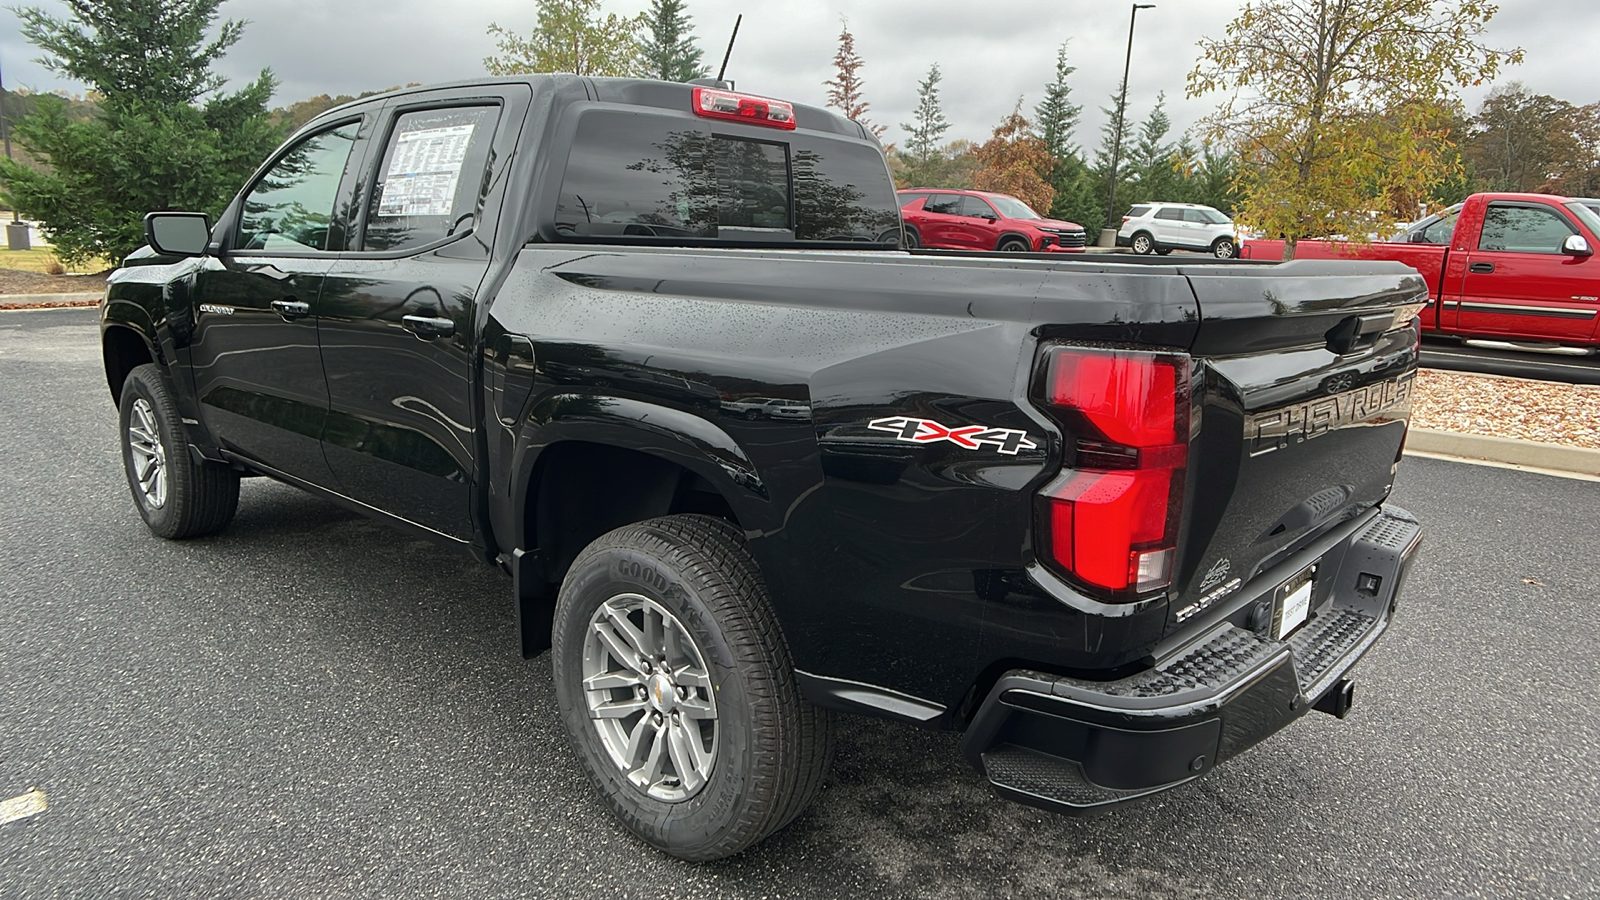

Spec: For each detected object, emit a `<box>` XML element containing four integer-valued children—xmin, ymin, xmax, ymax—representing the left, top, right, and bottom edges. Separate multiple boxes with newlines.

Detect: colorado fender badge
<box><xmin>867</xmin><ymin>416</ymin><xmax>1038</xmax><ymax>455</ymax></box>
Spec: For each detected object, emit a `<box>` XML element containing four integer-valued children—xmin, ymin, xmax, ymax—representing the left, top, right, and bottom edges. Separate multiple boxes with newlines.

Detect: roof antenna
<box><xmin>716</xmin><ymin>15</ymin><xmax>742</xmax><ymax>85</ymax></box>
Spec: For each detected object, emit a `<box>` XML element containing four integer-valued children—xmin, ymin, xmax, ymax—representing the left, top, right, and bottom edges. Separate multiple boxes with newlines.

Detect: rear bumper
<box><xmin>961</xmin><ymin>506</ymin><xmax>1423</xmax><ymax>814</ymax></box>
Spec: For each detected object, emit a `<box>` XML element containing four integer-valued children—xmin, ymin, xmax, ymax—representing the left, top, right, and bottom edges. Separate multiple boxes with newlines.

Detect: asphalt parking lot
<box><xmin>2</xmin><ymin>307</ymin><xmax>1596</xmax><ymax>899</ymax></box>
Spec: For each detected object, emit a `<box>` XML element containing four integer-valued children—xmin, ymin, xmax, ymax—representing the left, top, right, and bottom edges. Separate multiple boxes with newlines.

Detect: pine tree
<box><xmin>823</xmin><ymin>19</ymin><xmax>885</xmax><ymax>138</ymax></box>
<box><xmin>1033</xmin><ymin>42</ymin><xmax>1082</xmax><ymax>161</ymax></box>
<box><xmin>1091</xmin><ymin>85</ymin><xmax>1135</xmax><ymax>222</ymax></box>
<box><xmin>639</xmin><ymin>0</ymin><xmax>707</xmax><ymax>82</ymax></box>
<box><xmin>0</xmin><ymin>0</ymin><xmax>281</xmax><ymax>265</ymax></box>
<box><xmin>1127</xmin><ymin>93</ymin><xmax>1179</xmax><ymax>203</ymax></box>
<box><xmin>898</xmin><ymin>63</ymin><xmax>950</xmax><ymax>185</ymax></box>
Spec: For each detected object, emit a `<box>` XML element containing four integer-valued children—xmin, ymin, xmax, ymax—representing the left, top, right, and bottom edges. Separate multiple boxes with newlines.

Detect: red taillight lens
<box><xmin>1036</xmin><ymin>348</ymin><xmax>1190</xmax><ymax>598</ymax></box>
<box><xmin>692</xmin><ymin>87</ymin><xmax>797</xmax><ymax>130</ymax></box>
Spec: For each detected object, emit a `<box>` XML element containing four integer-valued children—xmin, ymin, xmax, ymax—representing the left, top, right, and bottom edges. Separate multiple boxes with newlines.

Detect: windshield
<box><xmin>1566</xmin><ymin>201</ymin><xmax>1600</xmax><ymax>235</ymax></box>
<box><xmin>988</xmin><ymin>195</ymin><xmax>1041</xmax><ymax>220</ymax></box>
<box><xmin>1197</xmin><ymin>207</ymin><xmax>1231</xmax><ymax>224</ymax></box>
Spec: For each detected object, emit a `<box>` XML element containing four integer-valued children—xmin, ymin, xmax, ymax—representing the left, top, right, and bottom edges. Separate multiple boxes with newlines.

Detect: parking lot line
<box><xmin>0</xmin><ymin>789</ymin><xmax>48</xmax><ymax>825</ymax></box>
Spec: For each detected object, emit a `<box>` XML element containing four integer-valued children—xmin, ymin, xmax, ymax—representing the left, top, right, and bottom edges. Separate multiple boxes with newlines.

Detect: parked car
<box><xmin>105</xmin><ymin>74</ymin><xmax>1424</xmax><ymax>861</ymax></box>
<box><xmin>1575</xmin><ymin>198</ymin><xmax>1600</xmax><ymax>217</ymax></box>
<box><xmin>896</xmin><ymin>189</ymin><xmax>1088</xmax><ymax>252</ymax></box>
<box><xmin>1244</xmin><ymin>192</ymin><xmax>1600</xmax><ymax>351</ymax></box>
<box><xmin>1118</xmin><ymin>202</ymin><xmax>1240</xmax><ymax>258</ymax></box>
<box><xmin>720</xmin><ymin>396</ymin><xmax>811</xmax><ymax>420</ymax></box>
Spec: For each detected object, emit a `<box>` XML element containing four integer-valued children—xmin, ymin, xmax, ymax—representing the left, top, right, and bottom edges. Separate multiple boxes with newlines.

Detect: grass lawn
<box><xmin>0</xmin><ymin>248</ymin><xmax>111</xmax><ymax>274</ymax></box>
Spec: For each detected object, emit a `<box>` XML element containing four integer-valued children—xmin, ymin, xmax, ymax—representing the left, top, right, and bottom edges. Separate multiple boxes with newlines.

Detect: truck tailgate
<box><xmin>1169</xmin><ymin>260</ymin><xmax>1427</xmax><ymax>635</ymax></box>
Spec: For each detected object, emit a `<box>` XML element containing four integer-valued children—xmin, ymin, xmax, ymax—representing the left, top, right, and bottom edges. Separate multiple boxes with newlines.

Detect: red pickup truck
<box><xmin>1241</xmin><ymin>193</ymin><xmax>1600</xmax><ymax>351</ymax></box>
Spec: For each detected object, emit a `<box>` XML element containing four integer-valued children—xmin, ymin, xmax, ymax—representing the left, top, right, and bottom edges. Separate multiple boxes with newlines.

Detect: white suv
<box><xmin>1117</xmin><ymin>203</ymin><xmax>1239</xmax><ymax>258</ymax></box>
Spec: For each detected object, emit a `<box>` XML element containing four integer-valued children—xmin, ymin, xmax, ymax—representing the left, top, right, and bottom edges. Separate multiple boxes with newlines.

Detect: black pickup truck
<box><xmin>102</xmin><ymin>75</ymin><xmax>1425</xmax><ymax>860</ymax></box>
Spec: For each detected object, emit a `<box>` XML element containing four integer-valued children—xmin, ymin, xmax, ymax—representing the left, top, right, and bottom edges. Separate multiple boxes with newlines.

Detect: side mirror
<box><xmin>145</xmin><ymin>212</ymin><xmax>212</xmax><ymax>257</ymax></box>
<box><xmin>1562</xmin><ymin>234</ymin><xmax>1593</xmax><ymax>257</ymax></box>
<box><xmin>1409</xmin><ymin>231</ymin><xmax>1428</xmax><ymax>244</ymax></box>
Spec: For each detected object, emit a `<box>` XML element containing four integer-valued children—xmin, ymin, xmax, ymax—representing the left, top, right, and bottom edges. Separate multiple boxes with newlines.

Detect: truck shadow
<box><xmin>201</xmin><ymin>479</ymin><xmax>1277</xmax><ymax>899</ymax></box>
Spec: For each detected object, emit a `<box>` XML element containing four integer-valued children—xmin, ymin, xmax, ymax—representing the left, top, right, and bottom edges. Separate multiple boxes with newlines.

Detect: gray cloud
<box><xmin>2</xmin><ymin>0</ymin><xmax>1590</xmax><ymax>155</ymax></box>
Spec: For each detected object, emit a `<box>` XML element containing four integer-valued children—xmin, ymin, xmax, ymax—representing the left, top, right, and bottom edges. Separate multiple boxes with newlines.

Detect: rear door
<box><xmin>317</xmin><ymin>86</ymin><xmax>529</xmax><ymax>539</ymax></box>
<box><xmin>919</xmin><ymin>193</ymin><xmax>964</xmax><ymax>247</ymax></box>
<box><xmin>1152</xmin><ymin>207</ymin><xmax>1185</xmax><ymax>246</ymax></box>
<box><xmin>1455</xmin><ymin>200</ymin><xmax>1599</xmax><ymax>343</ymax></box>
<box><xmin>187</xmin><ymin>116</ymin><xmax>369</xmax><ymax>484</ymax></box>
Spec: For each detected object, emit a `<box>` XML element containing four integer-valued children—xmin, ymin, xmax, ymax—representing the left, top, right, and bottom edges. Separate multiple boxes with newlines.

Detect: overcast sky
<box><xmin>3</xmin><ymin>0</ymin><xmax>1595</xmax><ymax>152</ymax></box>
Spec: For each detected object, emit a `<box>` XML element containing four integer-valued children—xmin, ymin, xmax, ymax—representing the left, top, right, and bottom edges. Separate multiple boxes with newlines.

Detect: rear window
<box><xmin>555</xmin><ymin>111</ymin><xmax>899</xmax><ymax>243</ymax></box>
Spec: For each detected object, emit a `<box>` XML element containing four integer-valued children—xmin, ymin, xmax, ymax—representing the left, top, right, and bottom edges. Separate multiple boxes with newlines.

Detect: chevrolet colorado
<box><xmin>101</xmin><ymin>75</ymin><xmax>1424</xmax><ymax>860</ymax></box>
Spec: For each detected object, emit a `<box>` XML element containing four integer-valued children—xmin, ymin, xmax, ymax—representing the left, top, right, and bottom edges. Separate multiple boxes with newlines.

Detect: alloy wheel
<box><xmin>127</xmin><ymin>398</ymin><xmax>167</xmax><ymax>509</ymax></box>
<box><xmin>582</xmin><ymin>592</ymin><xmax>719</xmax><ymax>801</ymax></box>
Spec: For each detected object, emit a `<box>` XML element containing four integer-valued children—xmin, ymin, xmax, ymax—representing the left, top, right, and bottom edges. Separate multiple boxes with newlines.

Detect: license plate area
<box><xmin>1269</xmin><ymin>561</ymin><xmax>1318</xmax><ymax>640</ymax></box>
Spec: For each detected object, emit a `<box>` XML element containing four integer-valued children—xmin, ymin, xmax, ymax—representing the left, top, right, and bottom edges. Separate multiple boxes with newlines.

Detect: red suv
<box><xmin>897</xmin><ymin>189</ymin><xmax>1088</xmax><ymax>252</ymax></box>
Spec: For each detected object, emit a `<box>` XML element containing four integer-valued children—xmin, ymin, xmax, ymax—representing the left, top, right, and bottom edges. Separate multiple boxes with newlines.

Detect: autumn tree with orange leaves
<box><xmin>823</xmin><ymin>19</ymin><xmax>885</xmax><ymax>138</ymax></box>
<box><xmin>970</xmin><ymin>103</ymin><xmax>1056</xmax><ymax>214</ymax></box>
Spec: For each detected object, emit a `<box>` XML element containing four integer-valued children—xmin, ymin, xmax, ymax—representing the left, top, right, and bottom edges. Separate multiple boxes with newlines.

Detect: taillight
<box><xmin>691</xmin><ymin>87</ymin><xmax>797</xmax><ymax>130</ymax></box>
<box><xmin>1034</xmin><ymin>347</ymin><xmax>1191</xmax><ymax>599</ymax></box>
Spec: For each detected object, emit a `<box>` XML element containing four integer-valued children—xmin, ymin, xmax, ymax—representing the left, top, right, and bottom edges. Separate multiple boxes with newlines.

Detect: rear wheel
<box><xmin>903</xmin><ymin>226</ymin><xmax>921</xmax><ymax>249</ymax></box>
<box><xmin>1131</xmin><ymin>232</ymin><xmax>1154</xmax><ymax>255</ymax></box>
<box><xmin>998</xmin><ymin>237</ymin><xmax>1030</xmax><ymax>252</ymax></box>
<box><xmin>118</xmin><ymin>363</ymin><xmax>239</xmax><ymax>539</ymax></box>
<box><xmin>551</xmin><ymin>515</ymin><xmax>834</xmax><ymax>861</ymax></box>
<box><xmin>1212</xmin><ymin>237</ymin><xmax>1238</xmax><ymax>259</ymax></box>
<box><xmin>1155</xmin><ymin>247</ymin><xmax>1173</xmax><ymax>256</ymax></box>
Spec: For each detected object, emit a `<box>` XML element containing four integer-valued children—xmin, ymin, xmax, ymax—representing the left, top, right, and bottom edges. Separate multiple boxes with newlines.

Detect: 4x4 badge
<box><xmin>868</xmin><ymin>416</ymin><xmax>1038</xmax><ymax>455</ymax></box>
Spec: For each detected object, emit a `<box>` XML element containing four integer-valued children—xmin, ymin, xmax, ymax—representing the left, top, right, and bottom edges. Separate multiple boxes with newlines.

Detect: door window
<box><xmin>959</xmin><ymin>196</ymin><xmax>997</xmax><ymax>219</ymax></box>
<box><xmin>1478</xmin><ymin>204</ymin><xmax>1577</xmax><ymax>253</ymax></box>
<box><xmin>233</xmin><ymin>121</ymin><xmax>360</xmax><ymax>253</ymax></box>
<box><xmin>1420</xmin><ymin>209</ymin><xmax>1458</xmax><ymax>244</ymax></box>
<box><xmin>364</xmin><ymin>106</ymin><xmax>503</xmax><ymax>252</ymax></box>
<box><xmin>1154</xmin><ymin>208</ymin><xmax>1185</xmax><ymax>221</ymax></box>
<box><xmin>1182</xmin><ymin>208</ymin><xmax>1212</xmax><ymax>224</ymax></box>
<box><xmin>923</xmin><ymin>194</ymin><xmax>963</xmax><ymax>215</ymax></box>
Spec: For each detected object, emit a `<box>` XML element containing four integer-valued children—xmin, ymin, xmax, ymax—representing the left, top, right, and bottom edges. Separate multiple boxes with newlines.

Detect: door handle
<box><xmin>402</xmin><ymin>314</ymin><xmax>455</xmax><ymax>340</ymax></box>
<box><xmin>1469</xmin><ymin>262</ymin><xmax>1495</xmax><ymax>274</ymax></box>
<box><xmin>270</xmin><ymin>299</ymin><xmax>311</xmax><ymax>320</ymax></box>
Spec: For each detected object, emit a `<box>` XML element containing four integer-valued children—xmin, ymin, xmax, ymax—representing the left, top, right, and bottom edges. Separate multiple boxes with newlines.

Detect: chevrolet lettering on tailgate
<box><xmin>1246</xmin><ymin>373</ymin><xmax>1414</xmax><ymax>457</ymax></box>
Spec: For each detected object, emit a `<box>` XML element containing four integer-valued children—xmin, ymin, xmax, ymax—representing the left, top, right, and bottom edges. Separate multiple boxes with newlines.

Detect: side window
<box><xmin>1154</xmin><ymin>208</ymin><xmax>1185</xmax><ymax>221</ymax></box>
<box><xmin>1421</xmin><ymin>210</ymin><xmax>1458</xmax><ymax>244</ymax></box>
<box><xmin>1478</xmin><ymin>204</ymin><xmax>1577</xmax><ymax>253</ymax></box>
<box><xmin>1183</xmin><ymin>208</ymin><xmax>1210</xmax><ymax>224</ymax></box>
<box><xmin>364</xmin><ymin>105</ymin><xmax>502</xmax><ymax>252</ymax></box>
<box><xmin>959</xmin><ymin>196</ymin><xmax>997</xmax><ymax>218</ymax></box>
<box><xmin>897</xmin><ymin>192</ymin><xmax>930</xmax><ymax>209</ymax></box>
<box><xmin>1127</xmin><ymin>205</ymin><xmax>1152</xmax><ymax>219</ymax></box>
<box><xmin>923</xmin><ymin>193</ymin><xmax>962</xmax><ymax>215</ymax></box>
<box><xmin>234</xmin><ymin>121</ymin><xmax>360</xmax><ymax>252</ymax></box>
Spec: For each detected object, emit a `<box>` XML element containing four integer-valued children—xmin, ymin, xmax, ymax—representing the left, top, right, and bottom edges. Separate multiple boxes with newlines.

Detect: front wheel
<box><xmin>1130</xmin><ymin>232</ymin><xmax>1154</xmax><ymax>255</ymax></box>
<box><xmin>551</xmin><ymin>515</ymin><xmax>834</xmax><ymax>861</ymax></box>
<box><xmin>998</xmin><ymin>238</ymin><xmax>1030</xmax><ymax>252</ymax></box>
<box><xmin>118</xmin><ymin>364</ymin><xmax>239</xmax><ymax>539</ymax></box>
<box><xmin>1212</xmin><ymin>237</ymin><xmax>1238</xmax><ymax>259</ymax></box>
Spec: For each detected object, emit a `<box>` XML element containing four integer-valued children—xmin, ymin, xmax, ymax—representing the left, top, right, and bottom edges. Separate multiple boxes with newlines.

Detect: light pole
<box><xmin>0</xmin><ymin>52</ymin><xmax>28</xmax><ymax>251</ymax></box>
<box><xmin>1099</xmin><ymin>2</ymin><xmax>1154</xmax><ymax>248</ymax></box>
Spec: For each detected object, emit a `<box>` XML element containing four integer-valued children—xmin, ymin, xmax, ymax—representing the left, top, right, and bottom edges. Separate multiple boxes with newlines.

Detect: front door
<box><xmin>187</xmin><ymin>119</ymin><xmax>366</xmax><ymax>484</ymax></box>
<box><xmin>318</xmin><ymin>92</ymin><xmax>524</xmax><ymax>539</ymax></box>
<box><xmin>1455</xmin><ymin>200</ymin><xmax>1599</xmax><ymax>343</ymax></box>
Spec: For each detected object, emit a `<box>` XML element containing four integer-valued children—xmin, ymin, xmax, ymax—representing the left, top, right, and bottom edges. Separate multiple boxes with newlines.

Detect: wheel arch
<box><xmin>102</xmin><ymin>322</ymin><xmax>157</xmax><ymax>406</ymax></box>
<box><xmin>506</xmin><ymin>396</ymin><xmax>773</xmax><ymax>657</ymax></box>
<box><xmin>995</xmin><ymin>232</ymin><xmax>1034</xmax><ymax>251</ymax></box>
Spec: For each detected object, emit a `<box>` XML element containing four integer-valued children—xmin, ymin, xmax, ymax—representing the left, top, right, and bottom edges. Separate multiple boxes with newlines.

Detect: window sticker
<box><xmin>377</xmin><ymin>124</ymin><xmax>476</xmax><ymax>217</ymax></box>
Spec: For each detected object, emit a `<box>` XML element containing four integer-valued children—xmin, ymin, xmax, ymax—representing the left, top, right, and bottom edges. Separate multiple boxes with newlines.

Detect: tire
<box><xmin>997</xmin><ymin>238</ymin><xmax>1030</xmax><ymax>252</ymax></box>
<box><xmin>118</xmin><ymin>363</ymin><xmax>239</xmax><ymax>539</ymax></box>
<box><xmin>1212</xmin><ymin>237</ymin><xmax>1238</xmax><ymax>259</ymax></box>
<box><xmin>551</xmin><ymin>515</ymin><xmax>834</xmax><ymax>861</ymax></box>
<box><xmin>1155</xmin><ymin>247</ymin><xmax>1173</xmax><ymax>256</ymax></box>
<box><xmin>1131</xmin><ymin>232</ymin><xmax>1154</xmax><ymax>255</ymax></box>
<box><xmin>903</xmin><ymin>226</ymin><xmax>921</xmax><ymax>250</ymax></box>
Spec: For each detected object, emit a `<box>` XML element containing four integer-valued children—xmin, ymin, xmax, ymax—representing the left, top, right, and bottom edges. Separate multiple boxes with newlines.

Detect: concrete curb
<box><xmin>1407</xmin><ymin>428</ymin><xmax>1600</xmax><ymax>476</ymax></box>
<box><xmin>0</xmin><ymin>292</ymin><xmax>103</xmax><ymax>309</ymax></box>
